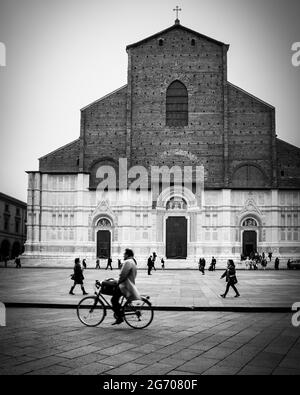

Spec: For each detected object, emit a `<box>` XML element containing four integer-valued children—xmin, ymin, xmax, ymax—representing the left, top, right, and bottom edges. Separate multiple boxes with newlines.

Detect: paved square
<box><xmin>0</xmin><ymin>268</ymin><xmax>300</xmax><ymax>309</ymax></box>
<box><xmin>0</xmin><ymin>308</ymin><xmax>299</xmax><ymax>375</ymax></box>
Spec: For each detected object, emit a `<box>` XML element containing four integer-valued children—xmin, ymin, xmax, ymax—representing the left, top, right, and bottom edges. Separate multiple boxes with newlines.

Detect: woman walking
<box><xmin>220</xmin><ymin>260</ymin><xmax>240</xmax><ymax>298</ymax></box>
<box><xmin>69</xmin><ymin>258</ymin><xmax>88</xmax><ymax>295</ymax></box>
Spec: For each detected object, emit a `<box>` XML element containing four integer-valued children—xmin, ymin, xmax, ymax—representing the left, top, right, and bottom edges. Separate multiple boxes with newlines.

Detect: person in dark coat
<box><xmin>95</xmin><ymin>258</ymin><xmax>100</xmax><ymax>269</ymax></box>
<box><xmin>268</xmin><ymin>252</ymin><xmax>273</xmax><ymax>262</ymax></box>
<box><xmin>15</xmin><ymin>256</ymin><xmax>22</xmax><ymax>268</ymax></box>
<box><xmin>161</xmin><ymin>257</ymin><xmax>165</xmax><ymax>270</ymax></box>
<box><xmin>210</xmin><ymin>257</ymin><xmax>216</xmax><ymax>271</ymax></box>
<box><xmin>274</xmin><ymin>257</ymin><xmax>280</xmax><ymax>270</ymax></box>
<box><xmin>220</xmin><ymin>260</ymin><xmax>240</xmax><ymax>298</ymax></box>
<box><xmin>105</xmin><ymin>257</ymin><xmax>113</xmax><ymax>270</ymax></box>
<box><xmin>199</xmin><ymin>258</ymin><xmax>206</xmax><ymax>275</ymax></box>
<box><xmin>69</xmin><ymin>258</ymin><xmax>88</xmax><ymax>295</ymax></box>
<box><xmin>147</xmin><ymin>255</ymin><xmax>153</xmax><ymax>275</ymax></box>
<box><xmin>82</xmin><ymin>259</ymin><xmax>87</xmax><ymax>269</ymax></box>
<box><xmin>152</xmin><ymin>252</ymin><xmax>157</xmax><ymax>271</ymax></box>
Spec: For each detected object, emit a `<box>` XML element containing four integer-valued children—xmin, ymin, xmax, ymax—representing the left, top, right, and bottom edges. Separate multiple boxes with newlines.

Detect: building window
<box><xmin>4</xmin><ymin>220</ymin><xmax>9</xmax><ymax>231</ymax></box>
<box><xmin>166</xmin><ymin>80</ymin><xmax>188</xmax><ymax>127</ymax></box>
<box><xmin>5</xmin><ymin>204</ymin><xmax>9</xmax><ymax>212</ymax></box>
<box><xmin>158</xmin><ymin>38</ymin><xmax>164</xmax><ymax>46</ymax></box>
<box><xmin>15</xmin><ymin>221</ymin><xmax>19</xmax><ymax>233</ymax></box>
<box><xmin>191</xmin><ymin>39</ymin><xmax>196</xmax><ymax>46</ymax></box>
<box><xmin>16</xmin><ymin>208</ymin><xmax>20</xmax><ymax>216</ymax></box>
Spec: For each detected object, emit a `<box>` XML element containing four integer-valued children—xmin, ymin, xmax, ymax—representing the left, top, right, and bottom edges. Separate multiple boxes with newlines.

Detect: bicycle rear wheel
<box><xmin>123</xmin><ymin>297</ymin><xmax>154</xmax><ymax>329</ymax></box>
<box><xmin>77</xmin><ymin>296</ymin><xmax>106</xmax><ymax>327</ymax></box>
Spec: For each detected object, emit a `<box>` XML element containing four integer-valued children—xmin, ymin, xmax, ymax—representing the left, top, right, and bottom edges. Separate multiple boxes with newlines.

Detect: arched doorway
<box><xmin>242</xmin><ymin>218</ymin><xmax>258</xmax><ymax>258</ymax></box>
<box><xmin>0</xmin><ymin>240</ymin><xmax>10</xmax><ymax>260</ymax></box>
<box><xmin>97</xmin><ymin>230</ymin><xmax>111</xmax><ymax>259</ymax></box>
<box><xmin>166</xmin><ymin>217</ymin><xmax>187</xmax><ymax>259</ymax></box>
<box><xmin>242</xmin><ymin>231</ymin><xmax>257</xmax><ymax>258</ymax></box>
<box><xmin>95</xmin><ymin>218</ymin><xmax>112</xmax><ymax>259</ymax></box>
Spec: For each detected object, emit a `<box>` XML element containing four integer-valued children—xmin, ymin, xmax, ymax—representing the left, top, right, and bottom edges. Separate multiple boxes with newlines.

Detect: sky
<box><xmin>0</xmin><ymin>0</ymin><xmax>299</xmax><ymax>202</ymax></box>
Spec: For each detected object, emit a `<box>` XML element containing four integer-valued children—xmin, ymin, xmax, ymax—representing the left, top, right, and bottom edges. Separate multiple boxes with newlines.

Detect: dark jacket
<box><xmin>221</xmin><ymin>266</ymin><xmax>237</xmax><ymax>284</ymax></box>
<box><xmin>73</xmin><ymin>263</ymin><xmax>84</xmax><ymax>284</ymax></box>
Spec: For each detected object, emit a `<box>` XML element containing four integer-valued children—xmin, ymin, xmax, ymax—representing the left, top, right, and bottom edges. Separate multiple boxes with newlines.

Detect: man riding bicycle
<box><xmin>111</xmin><ymin>248</ymin><xmax>141</xmax><ymax>325</ymax></box>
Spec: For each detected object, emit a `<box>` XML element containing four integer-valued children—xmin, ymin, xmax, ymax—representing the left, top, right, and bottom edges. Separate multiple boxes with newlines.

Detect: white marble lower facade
<box><xmin>23</xmin><ymin>172</ymin><xmax>300</xmax><ymax>266</ymax></box>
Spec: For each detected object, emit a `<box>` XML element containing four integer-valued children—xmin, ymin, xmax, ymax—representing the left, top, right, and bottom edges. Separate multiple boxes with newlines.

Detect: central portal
<box><xmin>166</xmin><ymin>217</ymin><xmax>187</xmax><ymax>259</ymax></box>
<box><xmin>242</xmin><ymin>230</ymin><xmax>257</xmax><ymax>257</ymax></box>
<box><xmin>97</xmin><ymin>230</ymin><xmax>111</xmax><ymax>259</ymax></box>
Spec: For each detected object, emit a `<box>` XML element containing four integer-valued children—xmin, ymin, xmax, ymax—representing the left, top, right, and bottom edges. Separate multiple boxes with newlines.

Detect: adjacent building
<box><xmin>0</xmin><ymin>192</ymin><xmax>27</xmax><ymax>260</ymax></box>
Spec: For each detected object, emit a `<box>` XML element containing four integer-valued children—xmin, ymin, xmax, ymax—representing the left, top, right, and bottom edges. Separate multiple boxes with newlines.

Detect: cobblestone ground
<box><xmin>0</xmin><ymin>308</ymin><xmax>299</xmax><ymax>375</ymax></box>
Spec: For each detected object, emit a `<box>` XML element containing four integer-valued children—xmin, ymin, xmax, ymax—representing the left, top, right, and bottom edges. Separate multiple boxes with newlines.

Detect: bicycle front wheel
<box><xmin>77</xmin><ymin>296</ymin><xmax>106</xmax><ymax>327</ymax></box>
<box><xmin>123</xmin><ymin>297</ymin><xmax>154</xmax><ymax>329</ymax></box>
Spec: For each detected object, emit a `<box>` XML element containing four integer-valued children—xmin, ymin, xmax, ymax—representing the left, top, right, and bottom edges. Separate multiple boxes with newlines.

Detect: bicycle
<box><xmin>77</xmin><ymin>280</ymin><xmax>154</xmax><ymax>329</ymax></box>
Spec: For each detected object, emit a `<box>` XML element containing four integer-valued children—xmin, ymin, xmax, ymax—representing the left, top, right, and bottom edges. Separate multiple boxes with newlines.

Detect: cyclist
<box><xmin>111</xmin><ymin>248</ymin><xmax>141</xmax><ymax>325</ymax></box>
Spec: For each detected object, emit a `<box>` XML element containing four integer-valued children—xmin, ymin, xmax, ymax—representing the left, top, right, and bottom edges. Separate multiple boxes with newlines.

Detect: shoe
<box><xmin>83</xmin><ymin>292</ymin><xmax>88</xmax><ymax>295</ymax></box>
<box><xmin>220</xmin><ymin>294</ymin><xmax>225</xmax><ymax>298</ymax></box>
<box><xmin>235</xmin><ymin>294</ymin><xmax>240</xmax><ymax>298</ymax></box>
<box><xmin>111</xmin><ymin>318</ymin><xmax>124</xmax><ymax>325</ymax></box>
<box><xmin>69</xmin><ymin>291</ymin><xmax>75</xmax><ymax>295</ymax></box>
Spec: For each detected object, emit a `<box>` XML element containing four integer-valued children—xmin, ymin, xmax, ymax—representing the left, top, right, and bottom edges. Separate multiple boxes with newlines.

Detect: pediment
<box><xmin>90</xmin><ymin>199</ymin><xmax>117</xmax><ymax>225</ymax></box>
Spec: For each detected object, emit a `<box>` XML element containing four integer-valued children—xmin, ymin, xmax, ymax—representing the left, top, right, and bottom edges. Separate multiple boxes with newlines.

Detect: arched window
<box><xmin>96</xmin><ymin>218</ymin><xmax>112</xmax><ymax>227</ymax></box>
<box><xmin>231</xmin><ymin>165</ymin><xmax>267</xmax><ymax>188</ymax></box>
<box><xmin>242</xmin><ymin>218</ymin><xmax>258</xmax><ymax>227</ymax></box>
<box><xmin>166</xmin><ymin>197</ymin><xmax>187</xmax><ymax>210</ymax></box>
<box><xmin>166</xmin><ymin>81</ymin><xmax>188</xmax><ymax>127</ymax></box>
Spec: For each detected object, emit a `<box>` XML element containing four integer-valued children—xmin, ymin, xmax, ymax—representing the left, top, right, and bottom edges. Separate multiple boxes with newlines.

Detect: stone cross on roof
<box><xmin>173</xmin><ymin>6</ymin><xmax>182</xmax><ymax>24</ymax></box>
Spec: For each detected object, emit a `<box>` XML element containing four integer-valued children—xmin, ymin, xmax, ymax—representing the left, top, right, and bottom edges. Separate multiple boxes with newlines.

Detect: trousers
<box><xmin>224</xmin><ymin>282</ymin><xmax>239</xmax><ymax>296</ymax></box>
<box><xmin>111</xmin><ymin>286</ymin><xmax>123</xmax><ymax>318</ymax></box>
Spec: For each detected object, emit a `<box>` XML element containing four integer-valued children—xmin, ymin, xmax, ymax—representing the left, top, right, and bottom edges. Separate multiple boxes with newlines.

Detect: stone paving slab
<box><xmin>0</xmin><ymin>268</ymin><xmax>300</xmax><ymax>309</ymax></box>
<box><xmin>0</xmin><ymin>308</ymin><xmax>299</xmax><ymax>375</ymax></box>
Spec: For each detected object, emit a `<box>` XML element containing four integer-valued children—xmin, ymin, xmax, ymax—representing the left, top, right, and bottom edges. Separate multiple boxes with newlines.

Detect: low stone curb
<box><xmin>3</xmin><ymin>301</ymin><xmax>292</xmax><ymax>313</ymax></box>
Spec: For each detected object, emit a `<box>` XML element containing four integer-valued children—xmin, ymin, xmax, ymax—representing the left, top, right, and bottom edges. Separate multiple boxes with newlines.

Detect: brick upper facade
<box><xmin>39</xmin><ymin>22</ymin><xmax>300</xmax><ymax>190</ymax></box>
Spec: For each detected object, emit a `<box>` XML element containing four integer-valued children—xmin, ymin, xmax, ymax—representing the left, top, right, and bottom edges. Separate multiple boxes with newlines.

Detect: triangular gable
<box><xmin>126</xmin><ymin>22</ymin><xmax>229</xmax><ymax>51</ymax></box>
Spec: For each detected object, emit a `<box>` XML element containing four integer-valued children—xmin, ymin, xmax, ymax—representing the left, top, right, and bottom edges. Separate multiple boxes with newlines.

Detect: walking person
<box><xmin>220</xmin><ymin>260</ymin><xmax>240</xmax><ymax>298</ymax></box>
<box><xmin>118</xmin><ymin>259</ymin><xmax>122</xmax><ymax>269</ymax></box>
<box><xmin>111</xmin><ymin>249</ymin><xmax>141</xmax><ymax>325</ymax></box>
<box><xmin>161</xmin><ymin>257</ymin><xmax>165</xmax><ymax>270</ymax></box>
<box><xmin>211</xmin><ymin>256</ymin><xmax>216</xmax><ymax>271</ymax></box>
<box><xmin>268</xmin><ymin>251</ymin><xmax>273</xmax><ymax>262</ymax></box>
<box><xmin>152</xmin><ymin>252</ymin><xmax>157</xmax><ymax>271</ymax></box>
<box><xmin>15</xmin><ymin>256</ymin><xmax>22</xmax><ymax>268</ymax></box>
<box><xmin>199</xmin><ymin>258</ymin><xmax>206</xmax><ymax>275</ymax></box>
<box><xmin>274</xmin><ymin>257</ymin><xmax>280</xmax><ymax>270</ymax></box>
<box><xmin>147</xmin><ymin>255</ymin><xmax>153</xmax><ymax>275</ymax></box>
<box><xmin>4</xmin><ymin>256</ymin><xmax>8</xmax><ymax>268</ymax></box>
<box><xmin>95</xmin><ymin>258</ymin><xmax>100</xmax><ymax>269</ymax></box>
<box><xmin>82</xmin><ymin>258</ymin><xmax>87</xmax><ymax>269</ymax></box>
<box><xmin>105</xmin><ymin>257</ymin><xmax>113</xmax><ymax>270</ymax></box>
<box><xmin>69</xmin><ymin>258</ymin><xmax>88</xmax><ymax>295</ymax></box>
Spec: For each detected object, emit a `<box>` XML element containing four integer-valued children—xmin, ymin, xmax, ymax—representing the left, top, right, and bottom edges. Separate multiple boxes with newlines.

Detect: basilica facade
<box><xmin>24</xmin><ymin>20</ymin><xmax>300</xmax><ymax>266</ymax></box>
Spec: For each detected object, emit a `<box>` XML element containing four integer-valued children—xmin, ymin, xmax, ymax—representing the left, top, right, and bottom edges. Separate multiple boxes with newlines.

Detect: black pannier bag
<box><xmin>100</xmin><ymin>278</ymin><xmax>118</xmax><ymax>295</ymax></box>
